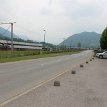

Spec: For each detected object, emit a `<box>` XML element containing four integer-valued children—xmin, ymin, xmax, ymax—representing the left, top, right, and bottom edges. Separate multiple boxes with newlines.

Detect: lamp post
<box><xmin>62</xmin><ymin>38</ymin><xmax>66</xmax><ymax>50</ymax></box>
<box><xmin>1</xmin><ymin>22</ymin><xmax>16</xmax><ymax>52</ymax></box>
<box><xmin>43</xmin><ymin>30</ymin><xmax>46</xmax><ymax>49</ymax></box>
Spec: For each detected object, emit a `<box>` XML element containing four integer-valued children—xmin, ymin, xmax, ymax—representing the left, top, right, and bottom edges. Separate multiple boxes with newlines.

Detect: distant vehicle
<box><xmin>96</xmin><ymin>51</ymin><xmax>107</xmax><ymax>59</ymax></box>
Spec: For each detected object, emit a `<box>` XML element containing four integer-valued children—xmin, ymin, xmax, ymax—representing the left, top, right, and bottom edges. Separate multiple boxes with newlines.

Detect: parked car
<box><xmin>96</xmin><ymin>51</ymin><xmax>107</xmax><ymax>59</ymax></box>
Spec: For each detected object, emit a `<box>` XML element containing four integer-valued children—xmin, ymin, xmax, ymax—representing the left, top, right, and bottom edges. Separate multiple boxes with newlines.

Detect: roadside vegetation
<box><xmin>94</xmin><ymin>27</ymin><xmax>107</xmax><ymax>56</ymax></box>
<box><xmin>100</xmin><ymin>27</ymin><xmax>107</xmax><ymax>49</ymax></box>
<box><xmin>0</xmin><ymin>50</ymin><xmax>82</xmax><ymax>63</ymax></box>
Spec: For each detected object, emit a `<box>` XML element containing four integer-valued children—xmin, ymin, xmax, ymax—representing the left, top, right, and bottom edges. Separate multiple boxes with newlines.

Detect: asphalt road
<box><xmin>0</xmin><ymin>50</ymin><xmax>92</xmax><ymax>104</ymax></box>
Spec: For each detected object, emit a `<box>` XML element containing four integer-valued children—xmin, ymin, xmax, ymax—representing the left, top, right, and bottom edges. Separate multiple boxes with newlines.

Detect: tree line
<box><xmin>100</xmin><ymin>27</ymin><xmax>107</xmax><ymax>49</ymax></box>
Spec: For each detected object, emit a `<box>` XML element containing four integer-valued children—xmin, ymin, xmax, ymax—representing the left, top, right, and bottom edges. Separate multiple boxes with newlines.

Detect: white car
<box><xmin>96</xmin><ymin>51</ymin><xmax>107</xmax><ymax>59</ymax></box>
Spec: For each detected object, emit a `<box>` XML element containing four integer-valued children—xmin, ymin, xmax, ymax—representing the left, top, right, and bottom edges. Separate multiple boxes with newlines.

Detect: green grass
<box><xmin>0</xmin><ymin>50</ymin><xmax>82</xmax><ymax>63</ymax></box>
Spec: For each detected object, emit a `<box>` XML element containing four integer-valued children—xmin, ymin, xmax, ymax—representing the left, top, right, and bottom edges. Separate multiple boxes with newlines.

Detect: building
<box><xmin>0</xmin><ymin>40</ymin><xmax>43</xmax><ymax>50</ymax></box>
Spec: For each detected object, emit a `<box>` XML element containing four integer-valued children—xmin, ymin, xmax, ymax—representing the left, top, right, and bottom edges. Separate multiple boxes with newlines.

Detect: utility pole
<box><xmin>1</xmin><ymin>22</ymin><xmax>16</xmax><ymax>52</ymax></box>
<box><xmin>62</xmin><ymin>38</ymin><xmax>66</xmax><ymax>50</ymax></box>
<box><xmin>43</xmin><ymin>30</ymin><xmax>46</xmax><ymax>49</ymax></box>
<box><xmin>11</xmin><ymin>23</ymin><xmax>14</xmax><ymax>52</ymax></box>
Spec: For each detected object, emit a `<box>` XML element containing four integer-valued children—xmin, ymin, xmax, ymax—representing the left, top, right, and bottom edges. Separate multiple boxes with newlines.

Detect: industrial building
<box><xmin>0</xmin><ymin>40</ymin><xmax>43</xmax><ymax>50</ymax></box>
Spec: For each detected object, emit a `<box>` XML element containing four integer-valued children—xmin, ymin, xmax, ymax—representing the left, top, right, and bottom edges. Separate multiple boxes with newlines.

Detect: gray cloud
<box><xmin>0</xmin><ymin>0</ymin><xmax>107</xmax><ymax>44</ymax></box>
<box><xmin>71</xmin><ymin>5</ymin><xmax>102</xmax><ymax>19</ymax></box>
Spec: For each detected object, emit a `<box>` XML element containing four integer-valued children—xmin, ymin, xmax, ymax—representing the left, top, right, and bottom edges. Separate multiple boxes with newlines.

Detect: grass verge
<box><xmin>0</xmin><ymin>51</ymin><xmax>82</xmax><ymax>63</ymax></box>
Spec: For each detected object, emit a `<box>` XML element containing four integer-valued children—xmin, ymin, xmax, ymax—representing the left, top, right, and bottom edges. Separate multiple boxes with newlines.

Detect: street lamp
<box><xmin>62</xmin><ymin>38</ymin><xmax>66</xmax><ymax>50</ymax></box>
<box><xmin>43</xmin><ymin>30</ymin><xmax>46</xmax><ymax>49</ymax></box>
<box><xmin>1</xmin><ymin>22</ymin><xmax>16</xmax><ymax>52</ymax></box>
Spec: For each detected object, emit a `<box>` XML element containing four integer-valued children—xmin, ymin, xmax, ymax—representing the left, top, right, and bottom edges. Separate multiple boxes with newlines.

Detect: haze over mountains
<box><xmin>0</xmin><ymin>27</ymin><xmax>101</xmax><ymax>48</ymax></box>
<box><xmin>60</xmin><ymin>32</ymin><xmax>101</xmax><ymax>48</ymax></box>
<box><xmin>0</xmin><ymin>27</ymin><xmax>29</xmax><ymax>40</ymax></box>
<box><xmin>0</xmin><ymin>27</ymin><xmax>55</xmax><ymax>48</ymax></box>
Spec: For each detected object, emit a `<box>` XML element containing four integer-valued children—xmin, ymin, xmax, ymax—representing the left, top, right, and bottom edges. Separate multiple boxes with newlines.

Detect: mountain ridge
<box><xmin>0</xmin><ymin>27</ymin><xmax>29</xmax><ymax>40</ymax></box>
<box><xmin>60</xmin><ymin>32</ymin><xmax>101</xmax><ymax>48</ymax></box>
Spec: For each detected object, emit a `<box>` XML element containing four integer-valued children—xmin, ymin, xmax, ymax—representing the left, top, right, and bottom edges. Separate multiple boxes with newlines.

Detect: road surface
<box><xmin>0</xmin><ymin>50</ymin><xmax>92</xmax><ymax>104</ymax></box>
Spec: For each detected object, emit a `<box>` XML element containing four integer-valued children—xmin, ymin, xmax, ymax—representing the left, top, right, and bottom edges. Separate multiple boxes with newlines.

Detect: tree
<box><xmin>100</xmin><ymin>27</ymin><xmax>107</xmax><ymax>49</ymax></box>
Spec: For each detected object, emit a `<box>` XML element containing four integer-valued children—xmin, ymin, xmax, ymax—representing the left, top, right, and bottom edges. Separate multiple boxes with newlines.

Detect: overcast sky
<box><xmin>0</xmin><ymin>0</ymin><xmax>107</xmax><ymax>44</ymax></box>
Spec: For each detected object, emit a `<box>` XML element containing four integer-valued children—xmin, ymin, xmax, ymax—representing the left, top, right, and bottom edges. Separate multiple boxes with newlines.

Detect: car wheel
<box><xmin>99</xmin><ymin>55</ymin><xmax>103</xmax><ymax>59</ymax></box>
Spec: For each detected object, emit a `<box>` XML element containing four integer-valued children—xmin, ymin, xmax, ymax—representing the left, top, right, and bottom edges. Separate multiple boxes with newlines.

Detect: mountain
<box><xmin>0</xmin><ymin>27</ymin><xmax>55</xmax><ymax>48</ymax></box>
<box><xmin>0</xmin><ymin>27</ymin><xmax>29</xmax><ymax>41</ymax></box>
<box><xmin>0</xmin><ymin>27</ymin><xmax>18</xmax><ymax>38</ymax></box>
<box><xmin>60</xmin><ymin>32</ymin><xmax>101</xmax><ymax>48</ymax></box>
<box><xmin>18</xmin><ymin>35</ymin><xmax>29</xmax><ymax>40</ymax></box>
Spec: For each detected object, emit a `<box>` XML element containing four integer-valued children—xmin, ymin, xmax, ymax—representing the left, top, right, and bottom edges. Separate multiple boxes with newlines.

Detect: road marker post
<box><xmin>71</xmin><ymin>70</ymin><xmax>76</xmax><ymax>74</ymax></box>
<box><xmin>54</xmin><ymin>81</ymin><xmax>60</xmax><ymax>86</ymax></box>
<box><xmin>80</xmin><ymin>64</ymin><xmax>84</xmax><ymax>67</ymax></box>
